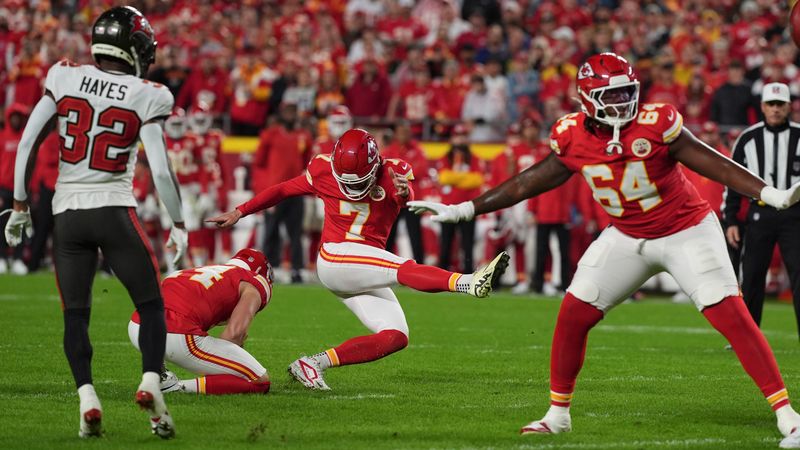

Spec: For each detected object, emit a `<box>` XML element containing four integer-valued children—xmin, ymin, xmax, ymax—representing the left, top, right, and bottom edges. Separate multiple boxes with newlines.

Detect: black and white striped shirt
<box><xmin>723</xmin><ymin>120</ymin><xmax>800</xmax><ymax>225</ymax></box>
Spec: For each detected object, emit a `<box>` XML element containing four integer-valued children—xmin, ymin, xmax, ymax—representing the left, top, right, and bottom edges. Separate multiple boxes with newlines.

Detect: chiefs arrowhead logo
<box><xmin>578</xmin><ymin>63</ymin><xmax>594</xmax><ymax>80</ymax></box>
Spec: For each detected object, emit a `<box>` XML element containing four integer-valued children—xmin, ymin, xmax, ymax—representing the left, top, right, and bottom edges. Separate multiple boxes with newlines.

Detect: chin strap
<box><xmin>605</xmin><ymin>123</ymin><xmax>623</xmax><ymax>155</ymax></box>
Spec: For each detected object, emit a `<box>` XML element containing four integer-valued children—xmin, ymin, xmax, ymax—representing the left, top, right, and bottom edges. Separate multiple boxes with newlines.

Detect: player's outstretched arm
<box><xmin>409</xmin><ymin>153</ymin><xmax>572</xmax><ymax>222</ymax></box>
<box><xmin>140</xmin><ymin>120</ymin><xmax>188</xmax><ymax>265</ymax></box>
<box><xmin>4</xmin><ymin>93</ymin><xmax>57</xmax><ymax>246</ymax></box>
<box><xmin>670</xmin><ymin>127</ymin><xmax>800</xmax><ymax>210</ymax></box>
<box><xmin>207</xmin><ymin>174</ymin><xmax>315</xmax><ymax>228</ymax></box>
<box><xmin>220</xmin><ymin>283</ymin><xmax>264</xmax><ymax>347</ymax></box>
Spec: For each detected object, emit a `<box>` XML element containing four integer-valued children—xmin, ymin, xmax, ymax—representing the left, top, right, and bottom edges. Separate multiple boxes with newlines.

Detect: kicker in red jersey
<box><xmin>549</xmin><ymin>103</ymin><xmax>710</xmax><ymax>239</ymax></box>
<box><xmin>238</xmin><ymin>155</ymin><xmax>414</xmax><ymax>249</ymax></box>
<box><xmin>131</xmin><ymin>264</ymin><xmax>271</xmax><ymax>336</ymax></box>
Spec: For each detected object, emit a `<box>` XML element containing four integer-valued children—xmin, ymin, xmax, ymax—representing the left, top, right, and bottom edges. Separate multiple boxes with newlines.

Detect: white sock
<box><xmin>179</xmin><ymin>380</ymin><xmax>198</xmax><ymax>393</ymax></box>
<box><xmin>141</xmin><ymin>371</ymin><xmax>161</xmax><ymax>390</ymax></box>
<box><xmin>454</xmin><ymin>274</ymin><xmax>473</xmax><ymax>293</ymax></box>
<box><xmin>311</xmin><ymin>351</ymin><xmax>334</xmax><ymax>370</ymax></box>
<box><xmin>545</xmin><ymin>405</ymin><xmax>570</xmax><ymax>419</ymax></box>
<box><xmin>78</xmin><ymin>384</ymin><xmax>101</xmax><ymax>411</ymax></box>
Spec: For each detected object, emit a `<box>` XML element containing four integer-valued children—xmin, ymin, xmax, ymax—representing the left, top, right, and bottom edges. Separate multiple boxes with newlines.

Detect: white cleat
<box><xmin>10</xmin><ymin>259</ymin><xmax>27</xmax><ymax>275</ymax></box>
<box><xmin>136</xmin><ymin>374</ymin><xmax>175</xmax><ymax>439</ymax></box>
<box><xmin>470</xmin><ymin>251</ymin><xmax>510</xmax><ymax>298</ymax></box>
<box><xmin>781</xmin><ymin>428</ymin><xmax>800</xmax><ymax>449</ymax></box>
<box><xmin>288</xmin><ymin>356</ymin><xmax>330</xmax><ymax>390</ymax></box>
<box><xmin>520</xmin><ymin>412</ymin><xmax>572</xmax><ymax>435</ymax></box>
<box><xmin>78</xmin><ymin>408</ymin><xmax>103</xmax><ymax>438</ymax></box>
<box><xmin>160</xmin><ymin>370</ymin><xmax>183</xmax><ymax>393</ymax></box>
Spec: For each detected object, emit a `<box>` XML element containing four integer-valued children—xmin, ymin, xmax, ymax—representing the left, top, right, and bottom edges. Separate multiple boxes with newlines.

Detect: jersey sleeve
<box><xmin>242</xmin><ymin>272</ymin><xmax>272</xmax><ymax>311</ymax></box>
<box><xmin>549</xmin><ymin>113</ymin><xmax>579</xmax><ymax>164</ymax></box>
<box><xmin>384</xmin><ymin>158</ymin><xmax>414</xmax><ymax>181</ymax></box>
<box><xmin>143</xmin><ymin>83</ymin><xmax>175</xmax><ymax>123</ymax></box>
<box><xmin>44</xmin><ymin>61</ymin><xmax>70</xmax><ymax>99</ymax></box>
<box><xmin>646</xmin><ymin>103</ymin><xmax>683</xmax><ymax>144</ymax></box>
<box><xmin>305</xmin><ymin>153</ymin><xmax>331</xmax><ymax>189</ymax></box>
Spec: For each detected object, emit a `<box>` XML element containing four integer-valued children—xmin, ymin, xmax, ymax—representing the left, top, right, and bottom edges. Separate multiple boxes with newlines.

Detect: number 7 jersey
<box><xmin>45</xmin><ymin>60</ymin><xmax>174</xmax><ymax>214</ymax></box>
<box><xmin>549</xmin><ymin>103</ymin><xmax>710</xmax><ymax>239</ymax></box>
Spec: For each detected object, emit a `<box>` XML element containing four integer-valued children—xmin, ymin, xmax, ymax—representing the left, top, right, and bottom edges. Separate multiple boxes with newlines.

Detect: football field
<box><xmin>1</xmin><ymin>273</ymin><xmax>799</xmax><ymax>449</ymax></box>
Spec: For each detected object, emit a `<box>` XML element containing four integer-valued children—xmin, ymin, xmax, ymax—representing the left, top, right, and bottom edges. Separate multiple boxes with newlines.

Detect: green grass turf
<box><xmin>1</xmin><ymin>273</ymin><xmax>799</xmax><ymax>449</ymax></box>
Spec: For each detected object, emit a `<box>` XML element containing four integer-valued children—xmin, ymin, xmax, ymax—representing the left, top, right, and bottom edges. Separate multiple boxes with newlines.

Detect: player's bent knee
<box><xmin>381</xmin><ymin>329</ymin><xmax>409</xmax><ymax>352</ymax></box>
<box><xmin>566</xmin><ymin>279</ymin><xmax>600</xmax><ymax>305</ymax></box>
<box><xmin>693</xmin><ymin>282</ymin><xmax>740</xmax><ymax>309</ymax></box>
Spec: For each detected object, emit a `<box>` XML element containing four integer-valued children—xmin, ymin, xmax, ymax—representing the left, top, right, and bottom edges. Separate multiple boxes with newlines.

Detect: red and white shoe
<box><xmin>288</xmin><ymin>356</ymin><xmax>330</xmax><ymax>390</ymax></box>
<box><xmin>136</xmin><ymin>373</ymin><xmax>176</xmax><ymax>439</ymax></box>
<box><xmin>520</xmin><ymin>411</ymin><xmax>571</xmax><ymax>435</ymax></box>
<box><xmin>79</xmin><ymin>408</ymin><xmax>103</xmax><ymax>438</ymax></box>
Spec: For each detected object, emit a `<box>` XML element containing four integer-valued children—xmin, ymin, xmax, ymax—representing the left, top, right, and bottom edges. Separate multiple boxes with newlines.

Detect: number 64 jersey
<box><xmin>45</xmin><ymin>60</ymin><xmax>173</xmax><ymax>214</ymax></box>
<box><xmin>549</xmin><ymin>103</ymin><xmax>711</xmax><ymax>239</ymax></box>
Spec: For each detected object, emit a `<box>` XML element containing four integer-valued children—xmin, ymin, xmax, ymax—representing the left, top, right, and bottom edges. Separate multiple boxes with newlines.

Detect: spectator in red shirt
<box><xmin>435</xmin><ymin>127</ymin><xmax>483</xmax><ymax>272</ymax></box>
<box><xmin>529</xmin><ymin>147</ymin><xmax>577</xmax><ymax>294</ymax></box>
<box><xmin>384</xmin><ymin>121</ymin><xmax>428</xmax><ymax>263</ymax></box>
<box><xmin>176</xmin><ymin>48</ymin><xmax>230</xmax><ymax>116</ymax></box>
<box><xmin>230</xmin><ymin>48</ymin><xmax>279</xmax><ymax>136</ymax></box>
<box><xmin>682</xmin><ymin>121</ymin><xmax>729</xmax><ymax>217</ymax></box>
<box><xmin>345</xmin><ymin>58</ymin><xmax>391</xmax><ymax>119</ymax></box>
<box><xmin>0</xmin><ymin>102</ymin><xmax>30</xmax><ymax>274</ymax></box>
<box><xmin>252</xmin><ymin>102</ymin><xmax>311</xmax><ymax>283</ymax></box>
<box><xmin>388</xmin><ymin>68</ymin><xmax>432</xmax><ymax>137</ymax></box>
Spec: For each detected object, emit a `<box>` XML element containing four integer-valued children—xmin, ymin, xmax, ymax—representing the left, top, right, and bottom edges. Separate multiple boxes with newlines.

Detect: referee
<box><xmin>724</xmin><ymin>82</ymin><xmax>800</xmax><ymax>339</ymax></box>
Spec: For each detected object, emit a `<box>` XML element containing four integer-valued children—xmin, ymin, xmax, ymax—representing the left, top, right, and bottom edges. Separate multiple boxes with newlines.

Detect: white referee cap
<box><xmin>762</xmin><ymin>82</ymin><xmax>791</xmax><ymax>103</ymax></box>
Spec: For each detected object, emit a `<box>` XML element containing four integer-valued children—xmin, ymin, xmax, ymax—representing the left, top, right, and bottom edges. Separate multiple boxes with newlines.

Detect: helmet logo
<box><xmin>367</xmin><ymin>139</ymin><xmax>378</xmax><ymax>164</ymax></box>
<box><xmin>631</xmin><ymin>138</ymin><xmax>652</xmax><ymax>158</ymax></box>
<box><xmin>578</xmin><ymin>63</ymin><xmax>594</xmax><ymax>80</ymax></box>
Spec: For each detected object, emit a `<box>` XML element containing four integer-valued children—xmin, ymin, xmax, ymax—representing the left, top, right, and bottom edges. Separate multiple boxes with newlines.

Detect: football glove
<box><xmin>166</xmin><ymin>226</ymin><xmax>189</xmax><ymax>267</ymax></box>
<box><xmin>407</xmin><ymin>200</ymin><xmax>475</xmax><ymax>223</ymax></box>
<box><xmin>2</xmin><ymin>208</ymin><xmax>33</xmax><ymax>247</ymax></box>
<box><xmin>760</xmin><ymin>183</ymin><xmax>800</xmax><ymax>210</ymax></box>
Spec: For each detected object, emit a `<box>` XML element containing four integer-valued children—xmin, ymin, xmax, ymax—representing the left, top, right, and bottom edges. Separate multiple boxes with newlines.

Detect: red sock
<box><xmin>397</xmin><ymin>260</ymin><xmax>462</xmax><ymax>292</ymax></box>
<box><xmin>703</xmin><ymin>296</ymin><xmax>789</xmax><ymax>410</ymax></box>
<box><xmin>549</xmin><ymin>293</ymin><xmax>604</xmax><ymax>407</ymax></box>
<box><xmin>331</xmin><ymin>329</ymin><xmax>408</xmax><ymax>366</ymax></box>
<box><xmin>199</xmin><ymin>374</ymin><xmax>270</xmax><ymax>395</ymax></box>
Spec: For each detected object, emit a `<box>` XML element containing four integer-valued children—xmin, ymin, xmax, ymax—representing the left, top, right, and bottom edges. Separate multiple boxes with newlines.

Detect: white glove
<box><xmin>166</xmin><ymin>226</ymin><xmax>188</xmax><ymax>267</ymax></box>
<box><xmin>760</xmin><ymin>183</ymin><xmax>800</xmax><ymax>210</ymax></box>
<box><xmin>2</xmin><ymin>209</ymin><xmax>33</xmax><ymax>247</ymax></box>
<box><xmin>407</xmin><ymin>200</ymin><xmax>475</xmax><ymax>223</ymax></box>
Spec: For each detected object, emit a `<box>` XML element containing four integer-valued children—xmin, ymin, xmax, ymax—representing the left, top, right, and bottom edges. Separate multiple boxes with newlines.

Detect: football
<box><xmin>791</xmin><ymin>0</ymin><xmax>800</xmax><ymax>48</ymax></box>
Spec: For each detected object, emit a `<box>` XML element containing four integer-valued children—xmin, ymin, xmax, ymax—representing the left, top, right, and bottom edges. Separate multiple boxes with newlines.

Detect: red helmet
<box><xmin>327</xmin><ymin>105</ymin><xmax>353</xmax><ymax>140</ymax></box>
<box><xmin>576</xmin><ymin>53</ymin><xmax>640</xmax><ymax>129</ymax></box>
<box><xmin>228</xmin><ymin>248</ymin><xmax>273</xmax><ymax>283</ymax></box>
<box><xmin>331</xmin><ymin>128</ymin><xmax>381</xmax><ymax>200</ymax></box>
<box><xmin>165</xmin><ymin>108</ymin><xmax>188</xmax><ymax>139</ymax></box>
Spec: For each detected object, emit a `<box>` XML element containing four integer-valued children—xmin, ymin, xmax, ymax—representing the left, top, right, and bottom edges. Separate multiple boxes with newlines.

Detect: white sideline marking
<box><xmin>322</xmin><ymin>393</ymin><xmax>395</xmax><ymax>400</ymax></box>
<box><xmin>0</xmin><ymin>294</ymin><xmax>60</xmax><ymax>301</ymax></box>
<box><xmin>505</xmin><ymin>438</ymin><xmax>732</xmax><ymax>449</ymax></box>
<box><xmin>596</xmin><ymin>324</ymin><xmax>796</xmax><ymax>339</ymax></box>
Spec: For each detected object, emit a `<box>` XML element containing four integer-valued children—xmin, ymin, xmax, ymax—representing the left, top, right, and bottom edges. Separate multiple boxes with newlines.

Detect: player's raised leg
<box><xmin>54</xmin><ymin>211</ymin><xmax>103</xmax><ymax>438</ymax></box>
<box><xmin>290</xmin><ymin>288</ymin><xmax>408</xmax><ymax>390</ymax></box>
<box><xmin>318</xmin><ymin>241</ymin><xmax>509</xmax><ymax>298</ymax></box>
<box><xmin>521</xmin><ymin>226</ymin><xmax>655</xmax><ymax>435</ymax></box>
<box><xmin>101</xmin><ymin>207</ymin><xmax>174</xmax><ymax>438</ymax></box>
<box><xmin>662</xmin><ymin>214</ymin><xmax>800</xmax><ymax>443</ymax></box>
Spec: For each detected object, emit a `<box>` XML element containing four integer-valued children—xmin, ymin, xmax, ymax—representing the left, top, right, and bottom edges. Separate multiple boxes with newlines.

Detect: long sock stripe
<box><xmin>448</xmin><ymin>273</ymin><xmax>461</xmax><ymax>291</ymax></box>
<box><xmin>768</xmin><ymin>389</ymin><xmax>789</xmax><ymax>405</ymax></box>
<box><xmin>326</xmin><ymin>349</ymin><xmax>340</xmax><ymax>367</ymax></box>
<box><xmin>550</xmin><ymin>391</ymin><xmax>573</xmax><ymax>402</ymax></box>
<box><xmin>185</xmin><ymin>335</ymin><xmax>259</xmax><ymax>381</ymax></box>
<box><xmin>319</xmin><ymin>247</ymin><xmax>402</xmax><ymax>269</ymax></box>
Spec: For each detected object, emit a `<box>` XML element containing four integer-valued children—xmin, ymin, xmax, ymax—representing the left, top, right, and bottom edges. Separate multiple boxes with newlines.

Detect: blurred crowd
<box><xmin>0</xmin><ymin>0</ymin><xmax>796</xmax><ymax>297</ymax></box>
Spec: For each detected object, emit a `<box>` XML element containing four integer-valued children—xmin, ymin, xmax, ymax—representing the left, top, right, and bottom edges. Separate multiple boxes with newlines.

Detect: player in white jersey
<box><xmin>3</xmin><ymin>7</ymin><xmax>185</xmax><ymax>440</ymax></box>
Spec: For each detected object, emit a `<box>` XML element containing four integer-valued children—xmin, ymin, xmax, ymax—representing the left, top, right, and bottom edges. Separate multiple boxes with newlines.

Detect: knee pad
<box><xmin>566</xmin><ymin>279</ymin><xmax>600</xmax><ymax>305</ymax></box>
